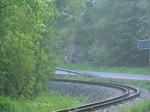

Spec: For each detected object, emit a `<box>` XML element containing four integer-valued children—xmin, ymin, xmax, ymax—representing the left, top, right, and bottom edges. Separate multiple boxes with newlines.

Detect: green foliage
<box><xmin>0</xmin><ymin>0</ymin><xmax>56</xmax><ymax>99</ymax></box>
<box><xmin>119</xmin><ymin>100</ymin><xmax>150</xmax><ymax>112</ymax></box>
<box><xmin>55</xmin><ymin>0</ymin><xmax>86</xmax><ymax>27</ymax></box>
<box><xmin>138</xmin><ymin>81</ymin><xmax>150</xmax><ymax>90</ymax></box>
<box><xmin>54</xmin><ymin>0</ymin><xmax>86</xmax><ymax>64</ymax></box>
<box><xmin>0</xmin><ymin>96</ymin><xmax>18</xmax><ymax>112</ymax></box>
<box><xmin>0</xmin><ymin>92</ymin><xmax>82</xmax><ymax>112</ymax></box>
<box><xmin>57</xmin><ymin>0</ymin><xmax>150</xmax><ymax>67</ymax></box>
<box><xmin>82</xmin><ymin>0</ymin><xmax>150</xmax><ymax>66</ymax></box>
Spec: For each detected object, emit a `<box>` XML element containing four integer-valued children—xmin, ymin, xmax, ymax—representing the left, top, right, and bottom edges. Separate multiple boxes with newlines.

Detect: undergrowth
<box><xmin>0</xmin><ymin>91</ymin><xmax>81</xmax><ymax>112</ymax></box>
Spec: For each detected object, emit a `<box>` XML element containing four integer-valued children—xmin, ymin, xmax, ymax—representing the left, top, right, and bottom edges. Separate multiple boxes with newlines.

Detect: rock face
<box><xmin>64</xmin><ymin>43</ymin><xmax>86</xmax><ymax>64</ymax></box>
<box><xmin>48</xmin><ymin>81</ymin><xmax>123</xmax><ymax>103</ymax></box>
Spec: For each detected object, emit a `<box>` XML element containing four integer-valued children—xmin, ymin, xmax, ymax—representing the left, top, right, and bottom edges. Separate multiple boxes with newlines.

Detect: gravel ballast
<box><xmin>48</xmin><ymin>80</ymin><xmax>150</xmax><ymax>112</ymax></box>
<box><xmin>48</xmin><ymin>81</ymin><xmax>124</xmax><ymax>103</ymax></box>
<box><xmin>97</xmin><ymin>88</ymin><xmax>150</xmax><ymax>112</ymax></box>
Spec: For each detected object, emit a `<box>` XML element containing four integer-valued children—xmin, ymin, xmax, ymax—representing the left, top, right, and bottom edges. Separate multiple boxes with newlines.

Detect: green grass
<box><xmin>0</xmin><ymin>91</ymin><xmax>82</xmax><ymax>112</ymax></box>
<box><xmin>58</xmin><ymin>75</ymin><xmax>150</xmax><ymax>90</ymax></box>
<box><xmin>119</xmin><ymin>100</ymin><xmax>150</xmax><ymax>112</ymax></box>
<box><xmin>61</xmin><ymin>63</ymin><xmax>150</xmax><ymax>75</ymax></box>
<box><xmin>59</xmin><ymin>63</ymin><xmax>150</xmax><ymax>89</ymax></box>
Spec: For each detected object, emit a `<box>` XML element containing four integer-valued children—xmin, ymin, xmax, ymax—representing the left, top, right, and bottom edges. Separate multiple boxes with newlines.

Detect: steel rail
<box><xmin>53</xmin><ymin>68</ymin><xmax>140</xmax><ymax>112</ymax></box>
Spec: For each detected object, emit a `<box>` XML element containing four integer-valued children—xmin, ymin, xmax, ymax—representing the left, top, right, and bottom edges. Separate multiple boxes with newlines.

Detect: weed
<box><xmin>0</xmin><ymin>91</ymin><xmax>82</xmax><ymax>112</ymax></box>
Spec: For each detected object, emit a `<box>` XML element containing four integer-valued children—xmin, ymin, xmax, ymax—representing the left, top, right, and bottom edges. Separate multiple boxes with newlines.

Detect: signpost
<box><xmin>137</xmin><ymin>39</ymin><xmax>150</xmax><ymax>65</ymax></box>
<box><xmin>137</xmin><ymin>39</ymin><xmax>150</xmax><ymax>50</ymax></box>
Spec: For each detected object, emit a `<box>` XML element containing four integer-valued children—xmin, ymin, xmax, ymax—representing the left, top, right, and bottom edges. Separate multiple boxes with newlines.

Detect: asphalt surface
<box><xmin>55</xmin><ymin>70</ymin><xmax>150</xmax><ymax>81</ymax></box>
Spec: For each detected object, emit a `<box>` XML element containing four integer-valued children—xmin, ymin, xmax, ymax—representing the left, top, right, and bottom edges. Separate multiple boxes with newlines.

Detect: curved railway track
<box><xmin>53</xmin><ymin>68</ymin><xmax>140</xmax><ymax>112</ymax></box>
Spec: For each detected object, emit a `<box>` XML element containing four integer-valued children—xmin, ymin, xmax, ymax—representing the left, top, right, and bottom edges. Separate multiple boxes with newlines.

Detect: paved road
<box><xmin>55</xmin><ymin>70</ymin><xmax>150</xmax><ymax>81</ymax></box>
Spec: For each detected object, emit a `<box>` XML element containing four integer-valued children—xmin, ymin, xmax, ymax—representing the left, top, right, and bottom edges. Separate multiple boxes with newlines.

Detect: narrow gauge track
<box><xmin>53</xmin><ymin>68</ymin><xmax>140</xmax><ymax>112</ymax></box>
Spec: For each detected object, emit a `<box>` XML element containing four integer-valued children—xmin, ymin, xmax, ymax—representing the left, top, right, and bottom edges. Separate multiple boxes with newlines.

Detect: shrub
<box><xmin>0</xmin><ymin>96</ymin><xmax>18</xmax><ymax>112</ymax></box>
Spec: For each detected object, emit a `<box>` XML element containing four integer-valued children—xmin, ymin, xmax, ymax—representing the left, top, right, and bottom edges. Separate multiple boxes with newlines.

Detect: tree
<box><xmin>54</xmin><ymin>0</ymin><xmax>86</xmax><ymax>64</ymax></box>
<box><xmin>0</xmin><ymin>0</ymin><xmax>56</xmax><ymax>99</ymax></box>
<box><xmin>59</xmin><ymin>0</ymin><xmax>150</xmax><ymax>67</ymax></box>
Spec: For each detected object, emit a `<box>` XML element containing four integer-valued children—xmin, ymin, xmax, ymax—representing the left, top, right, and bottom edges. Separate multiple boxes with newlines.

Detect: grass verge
<box><xmin>61</xmin><ymin>63</ymin><xmax>150</xmax><ymax>75</ymax></box>
<box><xmin>57</xmin><ymin>75</ymin><xmax>150</xmax><ymax>90</ymax></box>
<box><xmin>119</xmin><ymin>100</ymin><xmax>150</xmax><ymax>112</ymax></box>
<box><xmin>0</xmin><ymin>91</ymin><xmax>82</xmax><ymax>112</ymax></box>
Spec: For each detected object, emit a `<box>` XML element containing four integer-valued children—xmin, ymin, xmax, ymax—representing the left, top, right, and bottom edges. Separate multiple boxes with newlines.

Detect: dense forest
<box><xmin>56</xmin><ymin>0</ymin><xmax>150</xmax><ymax>67</ymax></box>
<box><xmin>0</xmin><ymin>0</ymin><xmax>150</xmax><ymax>99</ymax></box>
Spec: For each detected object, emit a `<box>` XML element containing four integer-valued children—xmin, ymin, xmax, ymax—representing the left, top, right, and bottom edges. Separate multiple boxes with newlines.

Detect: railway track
<box><xmin>53</xmin><ymin>68</ymin><xmax>140</xmax><ymax>112</ymax></box>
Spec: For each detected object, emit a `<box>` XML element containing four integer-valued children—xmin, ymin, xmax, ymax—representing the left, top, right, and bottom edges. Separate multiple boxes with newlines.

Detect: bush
<box><xmin>0</xmin><ymin>97</ymin><xmax>18</xmax><ymax>112</ymax></box>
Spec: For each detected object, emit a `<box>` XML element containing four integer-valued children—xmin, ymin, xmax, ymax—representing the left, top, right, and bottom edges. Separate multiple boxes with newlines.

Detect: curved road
<box><xmin>55</xmin><ymin>69</ymin><xmax>150</xmax><ymax>81</ymax></box>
